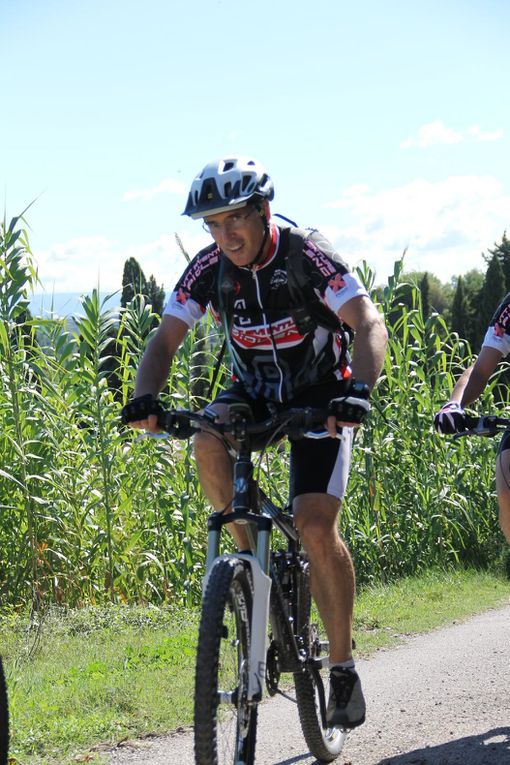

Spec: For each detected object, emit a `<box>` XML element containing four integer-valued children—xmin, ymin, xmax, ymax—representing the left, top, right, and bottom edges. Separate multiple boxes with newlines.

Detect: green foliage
<box><xmin>348</xmin><ymin>258</ymin><xmax>507</xmax><ymax>584</ymax></box>
<box><xmin>1</xmin><ymin>215</ymin><xmax>509</xmax><ymax>611</ymax></box>
<box><xmin>483</xmin><ymin>230</ymin><xmax>510</xmax><ymax>291</ymax></box>
<box><xmin>479</xmin><ymin>254</ymin><xmax>505</xmax><ymax>331</ymax></box>
<box><xmin>395</xmin><ymin>269</ymin><xmax>453</xmax><ymax>320</ymax></box>
<box><xmin>120</xmin><ymin>257</ymin><xmax>165</xmax><ymax>317</ymax></box>
<box><xmin>451</xmin><ymin>275</ymin><xmax>469</xmax><ymax>340</ymax></box>
<box><xmin>1</xmin><ymin>605</ymin><xmax>198</xmax><ymax>764</ymax></box>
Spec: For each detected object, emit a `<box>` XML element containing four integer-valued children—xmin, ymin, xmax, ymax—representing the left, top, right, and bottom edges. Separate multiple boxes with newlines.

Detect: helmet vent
<box><xmin>223</xmin><ymin>160</ymin><xmax>235</xmax><ymax>171</ymax></box>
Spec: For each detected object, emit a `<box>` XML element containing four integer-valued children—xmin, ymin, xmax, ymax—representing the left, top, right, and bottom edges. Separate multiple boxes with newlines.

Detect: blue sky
<box><xmin>2</xmin><ymin>0</ymin><xmax>509</xmax><ymax>302</ymax></box>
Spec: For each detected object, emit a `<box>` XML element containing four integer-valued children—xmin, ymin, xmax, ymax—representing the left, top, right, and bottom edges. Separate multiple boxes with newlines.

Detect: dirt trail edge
<box><xmin>106</xmin><ymin>602</ymin><xmax>510</xmax><ymax>765</ymax></box>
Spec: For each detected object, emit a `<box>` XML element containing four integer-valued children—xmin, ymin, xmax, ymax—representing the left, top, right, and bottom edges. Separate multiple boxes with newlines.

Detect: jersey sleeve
<box><xmin>302</xmin><ymin>234</ymin><xmax>368</xmax><ymax>314</ymax></box>
<box><xmin>163</xmin><ymin>244</ymin><xmax>220</xmax><ymax>329</ymax></box>
<box><xmin>481</xmin><ymin>293</ymin><xmax>510</xmax><ymax>356</ymax></box>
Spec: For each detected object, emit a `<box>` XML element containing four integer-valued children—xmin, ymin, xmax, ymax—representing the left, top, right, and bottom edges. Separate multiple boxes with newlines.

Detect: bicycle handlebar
<box><xmin>453</xmin><ymin>414</ymin><xmax>510</xmax><ymax>439</ymax></box>
<box><xmin>156</xmin><ymin>404</ymin><xmax>333</xmax><ymax>442</ymax></box>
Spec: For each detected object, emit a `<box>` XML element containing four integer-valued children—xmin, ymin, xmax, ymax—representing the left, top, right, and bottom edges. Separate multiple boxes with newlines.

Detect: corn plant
<box><xmin>0</xmin><ymin>215</ymin><xmax>42</xmax><ymax>607</ymax></box>
<box><xmin>1</xmin><ymin>215</ymin><xmax>509</xmax><ymax>609</ymax></box>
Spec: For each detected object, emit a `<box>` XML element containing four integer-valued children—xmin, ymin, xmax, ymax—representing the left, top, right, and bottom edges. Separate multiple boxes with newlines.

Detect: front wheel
<box><xmin>194</xmin><ymin>558</ymin><xmax>258</xmax><ymax>765</ymax></box>
<box><xmin>293</xmin><ymin>558</ymin><xmax>347</xmax><ymax>763</ymax></box>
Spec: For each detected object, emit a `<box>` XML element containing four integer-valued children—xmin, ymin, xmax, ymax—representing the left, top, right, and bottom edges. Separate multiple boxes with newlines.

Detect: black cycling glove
<box><xmin>121</xmin><ymin>394</ymin><xmax>164</xmax><ymax>425</ymax></box>
<box><xmin>328</xmin><ymin>379</ymin><xmax>371</xmax><ymax>424</ymax></box>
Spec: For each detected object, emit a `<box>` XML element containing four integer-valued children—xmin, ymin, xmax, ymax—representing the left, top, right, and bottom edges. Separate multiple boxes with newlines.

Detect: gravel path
<box><xmin>106</xmin><ymin>603</ymin><xmax>510</xmax><ymax>764</ymax></box>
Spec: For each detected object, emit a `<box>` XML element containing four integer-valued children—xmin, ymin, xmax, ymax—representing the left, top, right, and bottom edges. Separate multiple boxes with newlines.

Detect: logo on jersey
<box><xmin>328</xmin><ymin>273</ymin><xmax>346</xmax><ymax>292</ymax></box>
<box><xmin>232</xmin><ymin>317</ymin><xmax>303</xmax><ymax>349</ymax></box>
<box><xmin>269</xmin><ymin>269</ymin><xmax>287</xmax><ymax>289</ymax></box>
<box><xmin>493</xmin><ymin>303</ymin><xmax>510</xmax><ymax>338</ymax></box>
<box><xmin>176</xmin><ymin>288</ymin><xmax>190</xmax><ymax>305</ymax></box>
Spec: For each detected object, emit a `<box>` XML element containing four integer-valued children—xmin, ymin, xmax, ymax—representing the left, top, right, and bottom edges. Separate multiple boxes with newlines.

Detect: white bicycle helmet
<box><xmin>183</xmin><ymin>157</ymin><xmax>274</xmax><ymax>219</ymax></box>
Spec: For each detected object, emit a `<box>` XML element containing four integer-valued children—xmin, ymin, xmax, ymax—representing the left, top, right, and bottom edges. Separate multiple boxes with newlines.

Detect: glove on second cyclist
<box><xmin>328</xmin><ymin>379</ymin><xmax>370</xmax><ymax>425</ymax></box>
<box><xmin>434</xmin><ymin>402</ymin><xmax>466</xmax><ymax>434</ymax></box>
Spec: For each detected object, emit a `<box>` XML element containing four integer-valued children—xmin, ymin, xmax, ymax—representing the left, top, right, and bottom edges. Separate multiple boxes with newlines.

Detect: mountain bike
<box><xmin>0</xmin><ymin>657</ymin><xmax>8</xmax><ymax>765</ymax></box>
<box><xmin>154</xmin><ymin>403</ymin><xmax>349</xmax><ymax>764</ymax></box>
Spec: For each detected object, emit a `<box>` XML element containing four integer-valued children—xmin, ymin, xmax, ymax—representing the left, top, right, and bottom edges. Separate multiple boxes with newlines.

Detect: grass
<box><xmin>353</xmin><ymin>566</ymin><xmax>510</xmax><ymax>653</ymax></box>
<box><xmin>1</xmin><ymin>567</ymin><xmax>509</xmax><ymax>764</ymax></box>
<box><xmin>2</xmin><ymin>607</ymin><xmax>199</xmax><ymax>764</ymax></box>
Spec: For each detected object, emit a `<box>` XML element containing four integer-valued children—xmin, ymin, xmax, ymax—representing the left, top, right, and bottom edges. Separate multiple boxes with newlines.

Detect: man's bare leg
<box><xmin>293</xmin><ymin>492</ymin><xmax>354</xmax><ymax>663</ymax></box>
<box><xmin>193</xmin><ymin>422</ymin><xmax>251</xmax><ymax>550</ymax></box>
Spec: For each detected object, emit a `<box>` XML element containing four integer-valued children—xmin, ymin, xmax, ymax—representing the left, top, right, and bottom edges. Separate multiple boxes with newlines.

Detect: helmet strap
<box><xmin>246</xmin><ymin>204</ymin><xmax>270</xmax><ymax>268</ymax></box>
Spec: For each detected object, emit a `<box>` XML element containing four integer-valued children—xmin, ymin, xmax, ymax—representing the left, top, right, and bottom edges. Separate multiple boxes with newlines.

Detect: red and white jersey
<box><xmin>164</xmin><ymin>224</ymin><xmax>368</xmax><ymax>402</ymax></box>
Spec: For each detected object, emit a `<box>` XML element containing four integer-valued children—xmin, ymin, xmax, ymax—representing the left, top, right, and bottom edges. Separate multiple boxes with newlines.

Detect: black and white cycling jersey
<box><xmin>164</xmin><ymin>223</ymin><xmax>367</xmax><ymax>403</ymax></box>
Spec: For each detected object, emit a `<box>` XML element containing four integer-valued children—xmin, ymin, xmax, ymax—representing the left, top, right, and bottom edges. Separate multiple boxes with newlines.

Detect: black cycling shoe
<box><xmin>326</xmin><ymin>666</ymin><xmax>366</xmax><ymax>729</ymax></box>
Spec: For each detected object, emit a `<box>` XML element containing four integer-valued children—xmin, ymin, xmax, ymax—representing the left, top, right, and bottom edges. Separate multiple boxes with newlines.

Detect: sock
<box><xmin>330</xmin><ymin>659</ymin><xmax>355</xmax><ymax>671</ymax></box>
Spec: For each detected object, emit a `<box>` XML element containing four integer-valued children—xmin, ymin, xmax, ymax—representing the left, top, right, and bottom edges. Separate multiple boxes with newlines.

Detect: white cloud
<box><xmin>401</xmin><ymin>120</ymin><xmax>503</xmax><ymax>148</ymax></box>
<box><xmin>323</xmin><ymin>175</ymin><xmax>510</xmax><ymax>284</ymax></box>
<box><xmin>33</xmin><ymin>175</ymin><xmax>509</xmax><ymax>300</ymax></box>
<box><xmin>466</xmin><ymin>125</ymin><xmax>504</xmax><ymax>142</ymax></box>
<box><xmin>33</xmin><ymin>231</ymin><xmax>201</xmax><ymax>294</ymax></box>
<box><xmin>123</xmin><ymin>178</ymin><xmax>187</xmax><ymax>202</ymax></box>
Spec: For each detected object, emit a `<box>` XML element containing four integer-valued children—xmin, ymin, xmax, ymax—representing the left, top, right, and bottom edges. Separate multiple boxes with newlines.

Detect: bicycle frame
<box><xmin>148</xmin><ymin>404</ymin><xmax>338</xmax><ymax>702</ymax></box>
<box><xmin>201</xmin><ymin>435</ymin><xmax>300</xmax><ymax>703</ymax></box>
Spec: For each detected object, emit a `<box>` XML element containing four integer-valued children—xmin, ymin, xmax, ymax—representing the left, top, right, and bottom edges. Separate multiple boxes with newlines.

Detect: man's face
<box><xmin>203</xmin><ymin>203</ymin><xmax>268</xmax><ymax>267</ymax></box>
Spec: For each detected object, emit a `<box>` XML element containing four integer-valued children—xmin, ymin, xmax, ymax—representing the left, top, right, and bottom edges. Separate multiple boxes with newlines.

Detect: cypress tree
<box><xmin>121</xmin><ymin>257</ymin><xmax>147</xmax><ymax>308</ymax></box>
<box><xmin>451</xmin><ymin>275</ymin><xmax>469</xmax><ymax>341</ymax></box>
<box><xmin>146</xmin><ymin>274</ymin><xmax>166</xmax><ymax>317</ymax></box>
<box><xmin>476</xmin><ymin>253</ymin><xmax>506</xmax><ymax>348</ymax></box>
<box><xmin>486</xmin><ymin>231</ymin><xmax>510</xmax><ymax>292</ymax></box>
<box><xmin>419</xmin><ymin>272</ymin><xmax>430</xmax><ymax>320</ymax></box>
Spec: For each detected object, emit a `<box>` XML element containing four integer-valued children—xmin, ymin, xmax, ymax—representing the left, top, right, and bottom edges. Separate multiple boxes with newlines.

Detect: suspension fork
<box><xmin>203</xmin><ymin>509</ymin><xmax>273</xmax><ymax>702</ymax></box>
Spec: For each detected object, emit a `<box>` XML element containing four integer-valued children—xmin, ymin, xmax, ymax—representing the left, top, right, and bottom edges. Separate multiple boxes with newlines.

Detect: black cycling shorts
<box><xmin>205</xmin><ymin>379</ymin><xmax>354</xmax><ymax>500</ymax></box>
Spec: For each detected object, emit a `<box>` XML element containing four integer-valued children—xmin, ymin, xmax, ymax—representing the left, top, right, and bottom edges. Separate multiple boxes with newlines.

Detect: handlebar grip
<box><xmin>463</xmin><ymin>414</ymin><xmax>480</xmax><ymax>430</ymax></box>
<box><xmin>157</xmin><ymin>409</ymin><xmax>197</xmax><ymax>438</ymax></box>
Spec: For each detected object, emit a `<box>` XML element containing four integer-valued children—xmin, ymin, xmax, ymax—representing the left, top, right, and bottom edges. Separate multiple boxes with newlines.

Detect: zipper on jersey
<box><xmin>251</xmin><ymin>267</ymin><xmax>285</xmax><ymax>402</ymax></box>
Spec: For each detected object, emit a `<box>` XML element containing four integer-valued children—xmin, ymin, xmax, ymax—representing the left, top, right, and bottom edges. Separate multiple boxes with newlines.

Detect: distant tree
<box><xmin>484</xmin><ymin>231</ymin><xmax>510</xmax><ymax>292</ymax></box>
<box><xmin>397</xmin><ymin>271</ymin><xmax>452</xmax><ymax>319</ymax></box>
<box><xmin>146</xmin><ymin>274</ymin><xmax>166</xmax><ymax>317</ymax></box>
<box><xmin>121</xmin><ymin>258</ymin><xmax>147</xmax><ymax>308</ymax></box>
<box><xmin>451</xmin><ymin>275</ymin><xmax>469</xmax><ymax>341</ymax></box>
<box><xmin>456</xmin><ymin>269</ymin><xmax>484</xmax><ymax>301</ymax></box>
<box><xmin>477</xmin><ymin>254</ymin><xmax>506</xmax><ymax>347</ymax></box>
<box><xmin>120</xmin><ymin>257</ymin><xmax>165</xmax><ymax>319</ymax></box>
<box><xmin>419</xmin><ymin>272</ymin><xmax>430</xmax><ymax>319</ymax></box>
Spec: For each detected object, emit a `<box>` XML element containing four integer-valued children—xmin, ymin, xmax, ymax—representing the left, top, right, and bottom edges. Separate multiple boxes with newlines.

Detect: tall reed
<box><xmin>0</xmin><ymin>217</ymin><xmax>508</xmax><ymax>608</ymax></box>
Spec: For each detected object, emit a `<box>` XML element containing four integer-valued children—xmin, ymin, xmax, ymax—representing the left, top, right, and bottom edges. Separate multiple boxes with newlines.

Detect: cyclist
<box><xmin>122</xmin><ymin>156</ymin><xmax>388</xmax><ymax>729</ymax></box>
<box><xmin>434</xmin><ymin>296</ymin><xmax>510</xmax><ymax>544</ymax></box>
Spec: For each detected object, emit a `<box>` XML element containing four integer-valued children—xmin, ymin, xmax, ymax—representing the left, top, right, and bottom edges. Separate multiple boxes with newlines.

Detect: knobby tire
<box><xmin>194</xmin><ymin>558</ymin><xmax>257</xmax><ymax>765</ymax></box>
<box><xmin>293</xmin><ymin>557</ymin><xmax>347</xmax><ymax>763</ymax></box>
